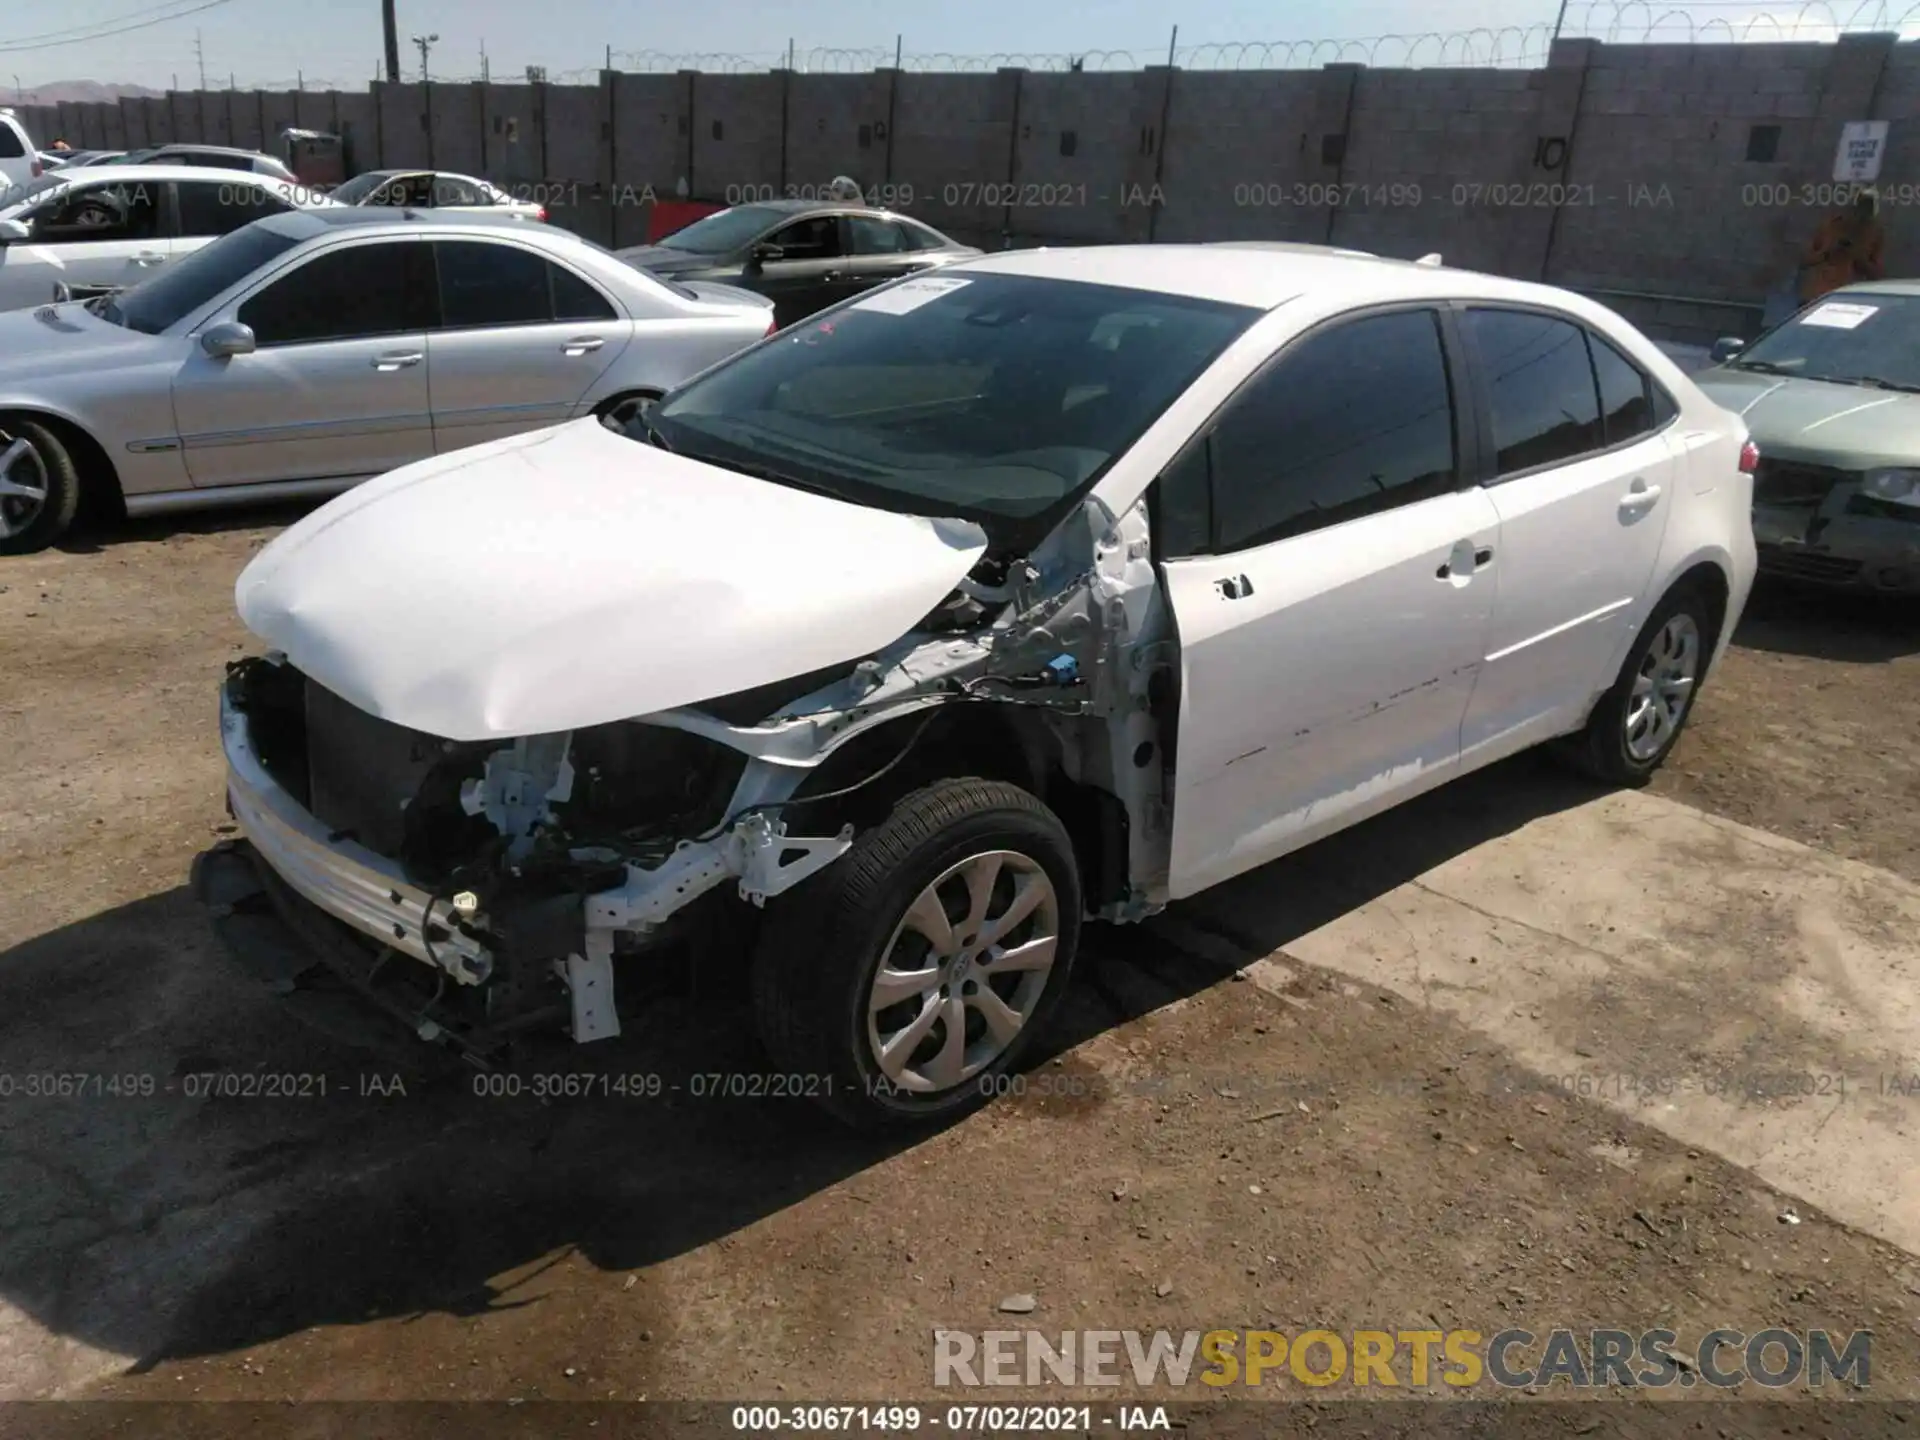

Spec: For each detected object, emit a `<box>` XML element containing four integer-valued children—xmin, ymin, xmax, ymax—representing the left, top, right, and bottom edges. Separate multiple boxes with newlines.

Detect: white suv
<box><xmin>0</xmin><ymin>109</ymin><xmax>40</xmax><ymax>191</ymax></box>
<box><xmin>0</xmin><ymin>164</ymin><xmax>338</xmax><ymax>310</ymax></box>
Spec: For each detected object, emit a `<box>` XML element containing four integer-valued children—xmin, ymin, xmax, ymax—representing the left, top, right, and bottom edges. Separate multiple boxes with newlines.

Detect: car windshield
<box><xmin>328</xmin><ymin>173</ymin><xmax>389</xmax><ymax>204</ymax></box>
<box><xmin>649</xmin><ymin>272</ymin><xmax>1260</xmax><ymax>552</ymax></box>
<box><xmin>101</xmin><ymin>223</ymin><xmax>302</xmax><ymax>334</ymax></box>
<box><xmin>1733</xmin><ymin>291</ymin><xmax>1920</xmax><ymax>389</ymax></box>
<box><xmin>656</xmin><ymin>205</ymin><xmax>786</xmax><ymax>256</ymax></box>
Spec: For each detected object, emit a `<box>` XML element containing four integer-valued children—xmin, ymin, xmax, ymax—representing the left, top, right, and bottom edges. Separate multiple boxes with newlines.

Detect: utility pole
<box><xmin>11</xmin><ymin>75</ymin><xmax>22</xmax><ymax>103</ymax></box>
<box><xmin>480</xmin><ymin>43</ymin><xmax>489</xmax><ymax>83</ymax></box>
<box><xmin>381</xmin><ymin>0</ymin><xmax>402</xmax><ymax>82</ymax></box>
<box><xmin>412</xmin><ymin>33</ymin><xmax>438</xmax><ymax>82</ymax></box>
<box><xmin>195</xmin><ymin>29</ymin><xmax>207</xmax><ymax>88</ymax></box>
<box><xmin>1550</xmin><ymin>0</ymin><xmax>1572</xmax><ymax>45</ymax></box>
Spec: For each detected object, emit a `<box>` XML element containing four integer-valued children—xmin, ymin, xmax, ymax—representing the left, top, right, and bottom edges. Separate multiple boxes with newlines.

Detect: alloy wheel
<box><xmin>1624</xmin><ymin>612</ymin><xmax>1701</xmax><ymax>762</ymax></box>
<box><xmin>866</xmin><ymin>849</ymin><xmax>1061</xmax><ymax>1094</ymax></box>
<box><xmin>0</xmin><ymin>431</ymin><xmax>49</xmax><ymax>541</ymax></box>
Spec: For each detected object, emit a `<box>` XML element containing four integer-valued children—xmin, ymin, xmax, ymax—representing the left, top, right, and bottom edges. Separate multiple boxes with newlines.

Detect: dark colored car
<box><xmin>614</xmin><ymin>201</ymin><xmax>980</xmax><ymax>328</ymax></box>
<box><xmin>123</xmin><ymin>144</ymin><xmax>298</xmax><ymax>183</ymax></box>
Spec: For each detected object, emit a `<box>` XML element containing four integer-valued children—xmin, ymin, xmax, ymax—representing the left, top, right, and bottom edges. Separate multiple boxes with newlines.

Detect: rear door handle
<box><xmin>1621</xmin><ymin>477</ymin><xmax>1662</xmax><ymax>511</ymax></box>
<box><xmin>1214</xmin><ymin>574</ymin><xmax>1254</xmax><ymax>600</ymax></box>
<box><xmin>372</xmin><ymin>351</ymin><xmax>423</xmax><ymax>371</ymax></box>
<box><xmin>562</xmin><ymin>336</ymin><xmax>606</xmax><ymax>356</ymax></box>
<box><xmin>132</xmin><ymin>250</ymin><xmax>166</xmax><ymax>266</ymax></box>
<box><xmin>821</xmin><ymin>270</ymin><xmax>844</xmax><ymax>282</ymax></box>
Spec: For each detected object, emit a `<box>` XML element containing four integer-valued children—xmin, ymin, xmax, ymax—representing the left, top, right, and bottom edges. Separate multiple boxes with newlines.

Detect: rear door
<box><xmin>1455</xmin><ymin>307</ymin><xmax>1682</xmax><ymax>761</ymax></box>
<box><xmin>1160</xmin><ymin>306</ymin><xmax>1502</xmax><ymax>898</ymax></box>
<box><xmin>835</xmin><ymin>214</ymin><xmax>925</xmax><ymax>304</ymax></box>
<box><xmin>425</xmin><ymin>237</ymin><xmax>629</xmax><ymax>452</ymax></box>
<box><xmin>0</xmin><ymin>178</ymin><xmax>169</xmax><ymax>309</ymax></box>
<box><xmin>171</xmin><ymin>237</ymin><xmax>437</xmax><ymax>487</ymax></box>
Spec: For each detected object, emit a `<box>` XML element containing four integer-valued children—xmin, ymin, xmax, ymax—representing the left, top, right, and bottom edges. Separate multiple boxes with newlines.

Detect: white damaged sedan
<box><xmin>198</xmin><ymin>245</ymin><xmax>1756</xmax><ymax>1127</ymax></box>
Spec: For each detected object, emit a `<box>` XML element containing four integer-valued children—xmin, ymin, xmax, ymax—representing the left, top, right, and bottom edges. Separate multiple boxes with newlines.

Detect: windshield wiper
<box><xmin>1835</xmin><ymin>374</ymin><xmax>1920</xmax><ymax>394</ymax></box>
<box><xmin>1729</xmin><ymin>358</ymin><xmax>1796</xmax><ymax>375</ymax></box>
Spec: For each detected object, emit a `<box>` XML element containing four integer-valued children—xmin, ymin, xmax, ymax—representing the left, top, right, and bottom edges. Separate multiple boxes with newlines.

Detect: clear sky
<box><xmin>0</xmin><ymin>0</ymin><xmax>1891</xmax><ymax>93</ymax></box>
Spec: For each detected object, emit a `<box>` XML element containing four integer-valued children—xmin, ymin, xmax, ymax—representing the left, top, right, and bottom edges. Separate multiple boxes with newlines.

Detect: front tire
<box><xmin>1562</xmin><ymin>583</ymin><xmax>1716</xmax><ymax>786</ymax></box>
<box><xmin>0</xmin><ymin>418</ymin><xmax>82</xmax><ymax>556</ymax></box>
<box><xmin>750</xmin><ymin>778</ymin><xmax>1083</xmax><ymax>1130</ymax></box>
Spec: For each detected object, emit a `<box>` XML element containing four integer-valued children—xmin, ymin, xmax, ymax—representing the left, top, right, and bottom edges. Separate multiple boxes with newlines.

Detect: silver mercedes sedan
<box><xmin>0</xmin><ymin>207</ymin><xmax>778</xmax><ymax>553</ymax></box>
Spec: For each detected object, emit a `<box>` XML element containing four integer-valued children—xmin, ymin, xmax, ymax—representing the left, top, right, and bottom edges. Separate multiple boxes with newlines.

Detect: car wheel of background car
<box><xmin>1561</xmin><ymin>583</ymin><xmax>1717</xmax><ymax>787</ymax></box>
<box><xmin>595</xmin><ymin>390</ymin><xmax>661</xmax><ymax>433</ymax></box>
<box><xmin>750</xmin><ymin>778</ymin><xmax>1083</xmax><ymax>1130</ymax></box>
<box><xmin>0</xmin><ymin>417</ymin><xmax>82</xmax><ymax>556</ymax></box>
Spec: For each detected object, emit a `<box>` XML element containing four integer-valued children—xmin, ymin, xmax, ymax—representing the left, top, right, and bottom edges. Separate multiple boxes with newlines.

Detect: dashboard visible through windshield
<box><xmin>646</xmin><ymin>272</ymin><xmax>1259</xmax><ymax>551</ymax></box>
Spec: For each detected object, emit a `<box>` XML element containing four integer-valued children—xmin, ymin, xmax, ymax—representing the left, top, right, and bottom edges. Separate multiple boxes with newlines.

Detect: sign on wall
<box><xmin>1833</xmin><ymin>121</ymin><xmax>1889</xmax><ymax>183</ymax></box>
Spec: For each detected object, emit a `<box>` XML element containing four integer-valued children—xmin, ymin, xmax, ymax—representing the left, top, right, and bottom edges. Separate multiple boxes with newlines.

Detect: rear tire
<box><xmin>1561</xmin><ymin>583</ymin><xmax>1717</xmax><ymax>786</ymax></box>
<box><xmin>750</xmin><ymin>778</ymin><xmax>1083</xmax><ymax>1131</ymax></box>
<box><xmin>0</xmin><ymin>417</ymin><xmax>82</xmax><ymax>556</ymax></box>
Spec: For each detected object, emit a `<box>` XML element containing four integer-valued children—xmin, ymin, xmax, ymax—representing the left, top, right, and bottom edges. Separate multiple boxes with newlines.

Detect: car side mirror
<box><xmin>749</xmin><ymin>242</ymin><xmax>784</xmax><ymax>266</ymax></box>
<box><xmin>1710</xmin><ymin>336</ymin><xmax>1747</xmax><ymax>364</ymax></box>
<box><xmin>0</xmin><ymin>218</ymin><xmax>30</xmax><ymax>246</ymax></box>
<box><xmin>200</xmin><ymin>321</ymin><xmax>257</xmax><ymax>359</ymax></box>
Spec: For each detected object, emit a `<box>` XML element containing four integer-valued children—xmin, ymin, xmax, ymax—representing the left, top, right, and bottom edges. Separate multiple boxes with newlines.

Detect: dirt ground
<box><xmin>3</xmin><ymin>509</ymin><xmax>1920</xmax><ymax>1426</ymax></box>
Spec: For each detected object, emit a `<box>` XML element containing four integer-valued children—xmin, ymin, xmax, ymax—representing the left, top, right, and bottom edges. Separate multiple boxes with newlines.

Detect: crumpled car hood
<box><xmin>234</xmin><ymin>418</ymin><xmax>988</xmax><ymax>742</ymax></box>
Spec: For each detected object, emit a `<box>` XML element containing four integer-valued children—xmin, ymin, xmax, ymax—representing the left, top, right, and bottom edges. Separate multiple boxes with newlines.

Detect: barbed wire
<box><xmin>25</xmin><ymin>0</ymin><xmax>1920</xmax><ymax>99</ymax></box>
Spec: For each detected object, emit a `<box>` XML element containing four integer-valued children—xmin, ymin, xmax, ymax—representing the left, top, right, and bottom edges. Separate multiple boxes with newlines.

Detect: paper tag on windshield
<box><xmin>852</xmin><ymin>275</ymin><xmax>972</xmax><ymax>315</ymax></box>
<box><xmin>1802</xmin><ymin>301</ymin><xmax>1879</xmax><ymax>329</ymax></box>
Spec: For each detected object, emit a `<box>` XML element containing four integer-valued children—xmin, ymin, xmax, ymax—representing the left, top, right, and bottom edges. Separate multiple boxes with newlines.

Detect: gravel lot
<box><xmin>2</xmin><ymin>507</ymin><xmax>1918</xmax><ymax>1420</ymax></box>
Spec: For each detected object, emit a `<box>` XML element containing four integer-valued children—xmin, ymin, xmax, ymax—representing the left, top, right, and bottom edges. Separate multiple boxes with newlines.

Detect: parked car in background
<box><xmin>57</xmin><ymin>150</ymin><xmax>130</xmax><ymax>170</ymax></box>
<box><xmin>0</xmin><ymin>165</ymin><xmax>339</xmax><ymax>312</ymax></box>
<box><xmin>0</xmin><ymin>207</ymin><xmax>775</xmax><ymax>552</ymax></box>
<box><xmin>1696</xmin><ymin>282</ymin><xmax>1920</xmax><ymax>592</ymax></box>
<box><xmin>194</xmin><ymin>245</ymin><xmax>1755</xmax><ymax>1128</ymax></box>
<box><xmin>0</xmin><ymin>109</ymin><xmax>39</xmax><ymax>189</ymax></box>
<box><xmin>617</xmin><ymin>200</ymin><xmax>981</xmax><ymax>327</ymax></box>
<box><xmin>329</xmin><ymin>168</ymin><xmax>546</xmax><ymax>221</ymax></box>
<box><xmin>122</xmin><ymin>144</ymin><xmax>298</xmax><ymax>183</ymax></box>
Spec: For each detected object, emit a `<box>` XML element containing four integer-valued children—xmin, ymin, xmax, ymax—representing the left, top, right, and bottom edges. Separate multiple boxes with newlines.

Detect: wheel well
<box><xmin>1670</xmin><ymin>560</ymin><xmax>1731</xmax><ymax>652</ymax></box>
<box><xmin>782</xmin><ymin>702</ymin><xmax>1130</xmax><ymax>910</ymax></box>
<box><xmin>593</xmin><ymin>388</ymin><xmax>663</xmax><ymax>417</ymax></box>
<box><xmin>0</xmin><ymin>408</ymin><xmax>124</xmax><ymax>523</ymax></box>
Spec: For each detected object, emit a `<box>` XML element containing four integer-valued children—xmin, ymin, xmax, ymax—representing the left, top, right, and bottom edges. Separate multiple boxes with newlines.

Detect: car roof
<box><xmin>257</xmin><ymin>206</ymin><xmax>570</xmax><ymax>240</ymax></box>
<box><xmin>1822</xmin><ymin>279</ymin><xmax>1920</xmax><ymax>299</ymax></box>
<box><xmin>951</xmin><ymin>243</ymin><xmax>1589</xmax><ymax>311</ymax></box>
<box><xmin>140</xmin><ymin>143</ymin><xmax>268</xmax><ymax>158</ymax></box>
<box><xmin>729</xmin><ymin>199</ymin><xmax>936</xmax><ymax>223</ymax></box>
<box><xmin>32</xmin><ymin>163</ymin><xmax>301</xmax><ymax>187</ymax></box>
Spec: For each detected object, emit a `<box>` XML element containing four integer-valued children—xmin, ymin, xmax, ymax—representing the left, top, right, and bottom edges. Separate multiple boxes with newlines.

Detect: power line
<box><xmin>0</xmin><ymin>0</ymin><xmax>236</xmax><ymax>55</ymax></box>
<box><xmin>0</xmin><ymin>0</ymin><xmax>212</xmax><ymax>48</ymax></box>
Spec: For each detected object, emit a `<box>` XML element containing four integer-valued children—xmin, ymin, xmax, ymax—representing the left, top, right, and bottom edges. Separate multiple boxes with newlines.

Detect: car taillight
<box><xmin>765</xmin><ymin>317</ymin><xmax>779</xmax><ymax>336</ymax></box>
<box><xmin>1739</xmin><ymin>439</ymin><xmax>1759</xmax><ymax>474</ymax></box>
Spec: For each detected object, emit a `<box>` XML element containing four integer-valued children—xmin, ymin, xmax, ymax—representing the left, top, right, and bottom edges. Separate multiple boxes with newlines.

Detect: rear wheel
<box><xmin>0</xmin><ymin>417</ymin><xmax>82</xmax><ymax>556</ymax></box>
<box><xmin>1561</xmin><ymin>584</ymin><xmax>1716</xmax><ymax>786</ymax></box>
<box><xmin>750</xmin><ymin>778</ymin><xmax>1083</xmax><ymax>1130</ymax></box>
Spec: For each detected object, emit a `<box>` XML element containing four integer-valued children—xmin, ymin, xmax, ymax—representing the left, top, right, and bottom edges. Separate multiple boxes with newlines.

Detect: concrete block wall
<box><xmin>15</xmin><ymin>36</ymin><xmax>1920</xmax><ymax>325</ymax></box>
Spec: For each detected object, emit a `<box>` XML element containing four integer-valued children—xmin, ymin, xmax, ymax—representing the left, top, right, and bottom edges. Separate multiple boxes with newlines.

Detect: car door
<box><xmin>0</xmin><ymin>178</ymin><xmax>168</xmax><ymax>308</ymax></box>
<box><xmin>1159</xmin><ymin>305</ymin><xmax>1502</xmax><ymax>900</ymax></box>
<box><xmin>170</xmin><ymin>237</ymin><xmax>437</xmax><ymax>488</ymax></box>
<box><xmin>746</xmin><ymin>214</ymin><xmax>848</xmax><ymax>327</ymax></box>
<box><xmin>1455</xmin><ymin>307</ymin><xmax>1682</xmax><ymax>762</ymax></box>
<box><xmin>167</xmin><ymin>176</ymin><xmax>296</xmax><ymax>262</ymax></box>
<box><xmin>425</xmin><ymin>237</ymin><xmax>629</xmax><ymax>452</ymax></box>
<box><xmin>835</xmin><ymin>215</ymin><xmax>927</xmax><ymax>304</ymax></box>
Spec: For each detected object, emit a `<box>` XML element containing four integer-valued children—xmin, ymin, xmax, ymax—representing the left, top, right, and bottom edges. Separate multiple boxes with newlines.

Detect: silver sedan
<box><xmin>0</xmin><ymin>207</ymin><xmax>777</xmax><ymax>553</ymax></box>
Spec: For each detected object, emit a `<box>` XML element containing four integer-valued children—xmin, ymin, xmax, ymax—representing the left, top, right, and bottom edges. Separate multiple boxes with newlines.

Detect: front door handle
<box><xmin>1215</xmin><ymin>574</ymin><xmax>1254</xmax><ymax>600</ymax></box>
<box><xmin>562</xmin><ymin>336</ymin><xmax>606</xmax><ymax>356</ymax></box>
<box><xmin>132</xmin><ymin>250</ymin><xmax>166</xmax><ymax>266</ymax></box>
<box><xmin>372</xmin><ymin>351</ymin><xmax>423</xmax><ymax>371</ymax></box>
<box><xmin>1436</xmin><ymin>541</ymin><xmax>1495</xmax><ymax>580</ymax></box>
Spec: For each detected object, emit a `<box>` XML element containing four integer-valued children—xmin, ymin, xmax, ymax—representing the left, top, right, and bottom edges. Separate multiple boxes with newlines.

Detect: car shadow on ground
<box><xmin>1732</xmin><ymin>577</ymin><xmax>1920</xmax><ymax>663</ymax></box>
<box><xmin>55</xmin><ymin>500</ymin><xmax>320</xmax><ymax>554</ymax></box>
<box><xmin>0</xmin><ymin>753</ymin><xmax>1600</xmax><ymax>1379</ymax></box>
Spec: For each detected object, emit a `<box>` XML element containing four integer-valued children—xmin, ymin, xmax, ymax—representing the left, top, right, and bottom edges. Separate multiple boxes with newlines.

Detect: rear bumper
<box><xmin>218</xmin><ymin>680</ymin><xmax>493</xmax><ymax>981</ymax></box>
